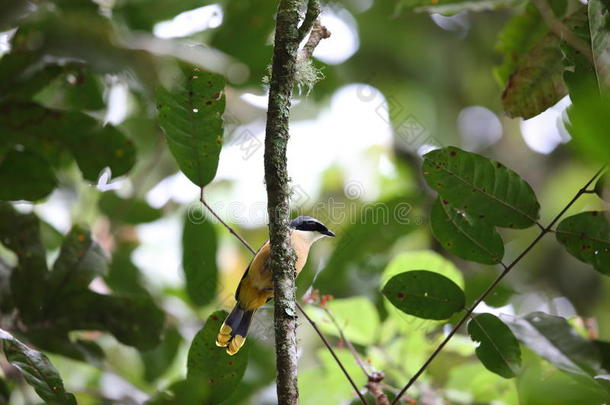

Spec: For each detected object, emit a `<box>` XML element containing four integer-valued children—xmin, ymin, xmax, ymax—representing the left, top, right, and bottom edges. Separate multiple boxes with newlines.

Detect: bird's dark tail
<box><xmin>215</xmin><ymin>304</ymin><xmax>255</xmax><ymax>355</ymax></box>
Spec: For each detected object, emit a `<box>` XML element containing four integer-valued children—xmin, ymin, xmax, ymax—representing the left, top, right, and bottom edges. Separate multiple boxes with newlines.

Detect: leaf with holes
<box><xmin>0</xmin><ymin>329</ymin><xmax>76</xmax><ymax>405</ymax></box>
<box><xmin>157</xmin><ymin>67</ymin><xmax>225</xmax><ymax>187</ymax></box>
<box><xmin>556</xmin><ymin>211</ymin><xmax>610</xmax><ymax>276</ymax></box>
<box><xmin>501</xmin><ymin>33</ymin><xmax>566</xmax><ymax>119</ymax></box>
<box><xmin>494</xmin><ymin>3</ymin><xmax>554</xmax><ymax>86</ymax></box>
<box><xmin>182</xmin><ymin>213</ymin><xmax>218</xmax><ymax>307</ymax></box>
<box><xmin>423</xmin><ymin>147</ymin><xmax>540</xmax><ymax>229</ymax></box>
<box><xmin>500</xmin><ymin>7</ymin><xmax>586</xmax><ymax>118</ymax></box>
<box><xmin>504</xmin><ymin>312</ymin><xmax>602</xmax><ymax>377</ymax></box>
<box><xmin>187</xmin><ymin>310</ymin><xmax>248</xmax><ymax>403</ymax></box>
<box><xmin>430</xmin><ymin>197</ymin><xmax>504</xmax><ymax>264</ymax></box>
<box><xmin>382</xmin><ymin>270</ymin><xmax>465</xmax><ymax>320</ymax></box>
<box><xmin>468</xmin><ymin>313</ymin><xmax>521</xmax><ymax>378</ymax></box>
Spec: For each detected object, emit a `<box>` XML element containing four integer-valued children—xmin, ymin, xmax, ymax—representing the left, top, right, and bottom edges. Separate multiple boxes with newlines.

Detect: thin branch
<box><xmin>296</xmin><ymin>303</ymin><xmax>369</xmax><ymax>405</ymax></box>
<box><xmin>319</xmin><ymin>305</ymin><xmax>392</xmax><ymax>405</ymax></box>
<box><xmin>531</xmin><ymin>0</ymin><xmax>594</xmax><ymax>63</ymax></box>
<box><xmin>297</xmin><ymin>0</ymin><xmax>321</xmax><ymax>43</ymax></box>
<box><xmin>199</xmin><ymin>188</ymin><xmax>256</xmax><ymax>255</ymax></box>
<box><xmin>390</xmin><ymin>166</ymin><xmax>606</xmax><ymax>404</ymax></box>
<box><xmin>321</xmin><ymin>306</ymin><xmax>372</xmax><ymax>378</ymax></box>
<box><xmin>298</xmin><ymin>19</ymin><xmax>331</xmax><ymax>61</ymax></box>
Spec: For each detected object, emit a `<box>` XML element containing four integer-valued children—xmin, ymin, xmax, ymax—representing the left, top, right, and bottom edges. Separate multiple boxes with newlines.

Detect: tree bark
<box><xmin>264</xmin><ymin>1</ymin><xmax>309</xmax><ymax>403</ymax></box>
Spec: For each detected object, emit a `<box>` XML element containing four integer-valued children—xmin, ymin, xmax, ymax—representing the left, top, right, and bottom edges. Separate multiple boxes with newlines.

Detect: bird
<box><xmin>216</xmin><ymin>216</ymin><xmax>335</xmax><ymax>355</ymax></box>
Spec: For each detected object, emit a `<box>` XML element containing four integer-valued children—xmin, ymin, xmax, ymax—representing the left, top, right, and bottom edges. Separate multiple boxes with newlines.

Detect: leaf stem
<box><xmin>531</xmin><ymin>0</ymin><xmax>594</xmax><ymax>63</ymax></box>
<box><xmin>390</xmin><ymin>165</ymin><xmax>606</xmax><ymax>404</ymax></box>
<box><xmin>199</xmin><ymin>188</ymin><xmax>256</xmax><ymax>255</ymax></box>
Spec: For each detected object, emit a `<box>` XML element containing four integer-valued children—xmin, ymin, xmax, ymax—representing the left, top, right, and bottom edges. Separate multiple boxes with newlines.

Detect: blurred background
<box><xmin>0</xmin><ymin>0</ymin><xmax>608</xmax><ymax>404</ymax></box>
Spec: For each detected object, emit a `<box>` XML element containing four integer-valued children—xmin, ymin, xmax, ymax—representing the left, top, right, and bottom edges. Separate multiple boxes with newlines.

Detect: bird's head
<box><xmin>289</xmin><ymin>216</ymin><xmax>335</xmax><ymax>243</ymax></box>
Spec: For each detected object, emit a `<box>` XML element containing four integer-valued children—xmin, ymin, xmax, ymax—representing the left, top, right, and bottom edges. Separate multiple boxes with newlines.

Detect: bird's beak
<box><xmin>323</xmin><ymin>230</ymin><xmax>336</xmax><ymax>237</ymax></box>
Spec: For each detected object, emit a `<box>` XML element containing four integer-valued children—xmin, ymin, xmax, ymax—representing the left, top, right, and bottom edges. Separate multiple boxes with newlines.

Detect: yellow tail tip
<box><xmin>215</xmin><ymin>324</ymin><xmax>232</xmax><ymax>347</ymax></box>
<box><xmin>226</xmin><ymin>335</ymin><xmax>246</xmax><ymax>356</ymax></box>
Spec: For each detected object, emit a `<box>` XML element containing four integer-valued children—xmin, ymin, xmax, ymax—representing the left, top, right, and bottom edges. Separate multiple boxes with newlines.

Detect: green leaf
<box><xmin>0</xmin><ymin>52</ymin><xmax>65</xmax><ymax>103</ymax></box>
<box><xmin>61</xmin><ymin>123</ymin><xmax>137</xmax><ymax>182</ymax></box>
<box><xmin>187</xmin><ymin>311</ymin><xmax>248</xmax><ymax>403</ymax></box>
<box><xmin>182</xmin><ymin>213</ymin><xmax>218</xmax><ymax>307</ymax></box>
<box><xmin>565</xmin><ymin>95</ymin><xmax>610</xmax><ymax>164</ymax></box>
<box><xmin>157</xmin><ymin>67</ymin><xmax>225</xmax><ymax>187</ymax></box>
<box><xmin>502</xmin><ymin>7</ymin><xmax>588</xmax><ymax>119</ymax></box>
<box><xmin>494</xmin><ymin>3</ymin><xmax>552</xmax><ymax>86</ymax></box>
<box><xmin>98</xmin><ymin>192</ymin><xmax>162</xmax><ymax>224</ymax></box>
<box><xmin>382</xmin><ymin>250</ymin><xmax>464</xmax><ymax>288</ymax></box>
<box><xmin>423</xmin><ymin>147</ymin><xmax>540</xmax><ymax>228</ymax></box>
<box><xmin>47</xmin><ymin>226</ymin><xmax>108</xmax><ymax>302</ymax></box>
<box><xmin>35</xmin><ymin>67</ymin><xmax>106</xmax><ymax>111</ymax></box>
<box><xmin>505</xmin><ymin>311</ymin><xmax>602</xmax><ymax>377</ymax></box>
<box><xmin>594</xmin><ymin>174</ymin><xmax>609</xmax><ymax>202</ymax></box>
<box><xmin>0</xmin><ymin>148</ymin><xmax>57</xmax><ymax>201</ymax></box>
<box><xmin>0</xmin><ymin>329</ymin><xmax>76</xmax><ymax>405</ymax></box>
<box><xmin>589</xmin><ymin>0</ymin><xmax>610</xmax><ymax>91</ymax></box>
<box><xmin>305</xmin><ymin>297</ymin><xmax>380</xmax><ymax>346</ymax></box>
<box><xmin>0</xmin><ymin>102</ymin><xmax>136</xmax><ymax>182</ymax></box>
<box><xmin>142</xmin><ymin>326</ymin><xmax>183</xmax><ymax>382</ymax></box>
<box><xmin>501</xmin><ymin>33</ymin><xmax>566</xmax><ymax>119</ymax></box>
<box><xmin>105</xmin><ymin>242</ymin><xmax>148</xmax><ymax>296</ymax></box>
<box><xmin>26</xmin><ymin>331</ymin><xmax>105</xmax><ymax>366</ymax></box>
<box><xmin>555</xmin><ymin>211</ymin><xmax>610</xmax><ymax>275</ymax></box>
<box><xmin>468</xmin><ymin>313</ymin><xmax>521</xmax><ymax>378</ymax></box>
<box><xmin>49</xmin><ymin>290</ymin><xmax>165</xmax><ymax>350</ymax></box>
<box><xmin>382</xmin><ymin>270</ymin><xmax>465</xmax><ymax>320</ymax></box>
<box><xmin>430</xmin><ymin>197</ymin><xmax>504</xmax><ymax>264</ymax></box>
<box><xmin>40</xmin><ymin>220</ymin><xmax>64</xmax><ymax>251</ymax></box>
<box><xmin>0</xmin><ymin>203</ymin><xmax>47</xmax><ymax>321</ymax></box>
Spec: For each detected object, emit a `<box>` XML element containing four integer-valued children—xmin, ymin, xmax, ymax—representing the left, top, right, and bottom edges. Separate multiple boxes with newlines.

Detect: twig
<box><xmin>297</xmin><ymin>0</ymin><xmax>321</xmax><ymax>43</ymax></box>
<box><xmin>321</xmin><ymin>306</ymin><xmax>372</xmax><ymax>378</ymax></box>
<box><xmin>319</xmin><ymin>305</ymin><xmax>392</xmax><ymax>405</ymax></box>
<box><xmin>298</xmin><ymin>19</ymin><xmax>331</xmax><ymax>61</ymax></box>
<box><xmin>199</xmin><ymin>188</ymin><xmax>256</xmax><ymax>255</ymax></box>
<box><xmin>531</xmin><ymin>0</ymin><xmax>593</xmax><ymax>63</ymax></box>
<box><xmin>296</xmin><ymin>303</ymin><xmax>369</xmax><ymax>405</ymax></box>
<box><xmin>390</xmin><ymin>166</ymin><xmax>606</xmax><ymax>404</ymax></box>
